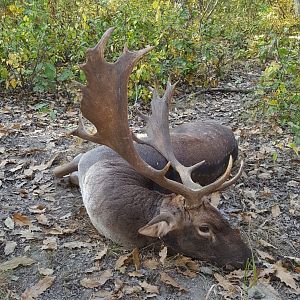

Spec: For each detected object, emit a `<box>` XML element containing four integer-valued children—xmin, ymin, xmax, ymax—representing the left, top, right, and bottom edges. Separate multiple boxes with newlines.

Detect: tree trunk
<box><xmin>295</xmin><ymin>0</ymin><xmax>300</xmax><ymax>16</ymax></box>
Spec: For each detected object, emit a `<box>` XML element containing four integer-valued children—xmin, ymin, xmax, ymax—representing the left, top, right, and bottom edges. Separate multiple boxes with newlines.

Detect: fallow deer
<box><xmin>54</xmin><ymin>28</ymin><xmax>251</xmax><ymax>269</ymax></box>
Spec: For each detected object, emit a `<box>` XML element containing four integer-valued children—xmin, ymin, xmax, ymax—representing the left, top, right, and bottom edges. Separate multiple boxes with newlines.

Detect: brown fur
<box><xmin>54</xmin><ymin>121</ymin><xmax>251</xmax><ymax>269</ymax></box>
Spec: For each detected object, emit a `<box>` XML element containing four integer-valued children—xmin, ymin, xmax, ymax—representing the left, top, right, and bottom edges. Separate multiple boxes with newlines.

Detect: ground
<box><xmin>0</xmin><ymin>67</ymin><xmax>299</xmax><ymax>300</ymax></box>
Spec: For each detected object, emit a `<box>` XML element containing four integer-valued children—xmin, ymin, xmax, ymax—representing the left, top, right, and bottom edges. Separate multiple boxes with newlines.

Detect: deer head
<box><xmin>71</xmin><ymin>28</ymin><xmax>251</xmax><ymax>268</ymax></box>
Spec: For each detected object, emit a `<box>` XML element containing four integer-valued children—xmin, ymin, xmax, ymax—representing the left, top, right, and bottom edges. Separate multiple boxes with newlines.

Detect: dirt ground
<box><xmin>0</xmin><ymin>67</ymin><xmax>299</xmax><ymax>300</ymax></box>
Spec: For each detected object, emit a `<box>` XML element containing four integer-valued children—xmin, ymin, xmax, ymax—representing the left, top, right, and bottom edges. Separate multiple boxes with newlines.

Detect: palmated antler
<box><xmin>72</xmin><ymin>27</ymin><xmax>243</xmax><ymax>208</ymax></box>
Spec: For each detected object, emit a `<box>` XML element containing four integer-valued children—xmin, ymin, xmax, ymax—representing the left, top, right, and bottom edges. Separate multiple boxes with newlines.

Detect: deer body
<box><xmin>54</xmin><ymin>28</ymin><xmax>251</xmax><ymax>269</ymax></box>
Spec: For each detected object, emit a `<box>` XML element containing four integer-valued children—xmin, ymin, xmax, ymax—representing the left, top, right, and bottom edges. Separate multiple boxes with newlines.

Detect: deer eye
<box><xmin>199</xmin><ymin>225</ymin><xmax>210</xmax><ymax>233</ymax></box>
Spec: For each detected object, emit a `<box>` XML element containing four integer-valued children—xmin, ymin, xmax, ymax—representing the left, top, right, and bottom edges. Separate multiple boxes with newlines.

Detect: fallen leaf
<box><xmin>4</xmin><ymin>241</ymin><xmax>17</xmax><ymax>255</ymax></box>
<box><xmin>80</xmin><ymin>269</ymin><xmax>113</xmax><ymax>288</ymax></box>
<box><xmin>160</xmin><ymin>271</ymin><xmax>186</xmax><ymax>291</ymax></box>
<box><xmin>21</xmin><ymin>276</ymin><xmax>55</xmax><ymax>300</ymax></box>
<box><xmin>176</xmin><ymin>267</ymin><xmax>197</xmax><ymax>278</ymax></box>
<box><xmin>258</xmin><ymin>239</ymin><xmax>278</xmax><ymax>249</ymax></box>
<box><xmin>123</xmin><ymin>285</ymin><xmax>142</xmax><ymax>295</ymax></box>
<box><xmin>0</xmin><ymin>256</ymin><xmax>35</xmax><ymax>271</ymax></box>
<box><xmin>214</xmin><ymin>273</ymin><xmax>237</xmax><ymax>295</ymax></box>
<box><xmin>36</xmin><ymin>214</ymin><xmax>49</xmax><ymax>225</ymax></box>
<box><xmin>4</xmin><ymin>216</ymin><xmax>14</xmax><ymax>229</ymax></box>
<box><xmin>46</xmin><ymin>224</ymin><xmax>77</xmax><ymax>235</ymax></box>
<box><xmin>274</xmin><ymin>261</ymin><xmax>300</xmax><ymax>292</ymax></box>
<box><xmin>257</xmin><ymin>249</ymin><xmax>275</xmax><ymax>261</ymax></box>
<box><xmin>175</xmin><ymin>256</ymin><xmax>199</xmax><ymax>272</ymax></box>
<box><xmin>139</xmin><ymin>281</ymin><xmax>159</xmax><ymax>294</ymax></box>
<box><xmin>128</xmin><ymin>271</ymin><xmax>144</xmax><ymax>277</ymax></box>
<box><xmin>143</xmin><ymin>259</ymin><xmax>159</xmax><ymax>270</ymax></box>
<box><xmin>159</xmin><ymin>246</ymin><xmax>167</xmax><ymax>265</ymax></box>
<box><xmin>94</xmin><ymin>246</ymin><xmax>108</xmax><ymax>261</ymax></box>
<box><xmin>41</xmin><ymin>237</ymin><xmax>58</xmax><ymax>250</ymax></box>
<box><xmin>12</xmin><ymin>213</ymin><xmax>32</xmax><ymax>226</ymax></box>
<box><xmin>28</xmin><ymin>205</ymin><xmax>46</xmax><ymax>214</ymax></box>
<box><xmin>132</xmin><ymin>248</ymin><xmax>141</xmax><ymax>271</ymax></box>
<box><xmin>271</xmin><ymin>204</ymin><xmax>281</xmax><ymax>218</ymax></box>
<box><xmin>62</xmin><ymin>241</ymin><xmax>93</xmax><ymax>249</ymax></box>
<box><xmin>115</xmin><ymin>253</ymin><xmax>131</xmax><ymax>272</ymax></box>
<box><xmin>38</xmin><ymin>267</ymin><xmax>54</xmax><ymax>276</ymax></box>
<box><xmin>19</xmin><ymin>229</ymin><xmax>36</xmax><ymax>240</ymax></box>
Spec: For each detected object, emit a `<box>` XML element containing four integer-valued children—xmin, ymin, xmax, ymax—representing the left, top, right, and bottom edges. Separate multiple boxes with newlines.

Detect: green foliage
<box><xmin>0</xmin><ymin>0</ymin><xmax>271</xmax><ymax>95</ymax></box>
<box><xmin>0</xmin><ymin>0</ymin><xmax>299</xmax><ymax>141</ymax></box>
<box><xmin>257</xmin><ymin>33</ymin><xmax>300</xmax><ymax>144</ymax></box>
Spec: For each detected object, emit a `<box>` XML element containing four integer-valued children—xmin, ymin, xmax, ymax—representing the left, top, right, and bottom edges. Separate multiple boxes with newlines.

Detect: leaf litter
<box><xmin>1</xmin><ymin>70</ymin><xmax>300</xmax><ymax>299</ymax></box>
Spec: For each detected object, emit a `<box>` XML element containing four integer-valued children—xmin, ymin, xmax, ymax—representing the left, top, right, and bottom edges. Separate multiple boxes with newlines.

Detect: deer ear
<box><xmin>138</xmin><ymin>213</ymin><xmax>176</xmax><ymax>238</ymax></box>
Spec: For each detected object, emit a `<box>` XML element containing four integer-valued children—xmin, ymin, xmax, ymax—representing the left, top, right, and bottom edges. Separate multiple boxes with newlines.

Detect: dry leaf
<box><xmin>38</xmin><ymin>267</ymin><xmax>54</xmax><ymax>276</ymax></box>
<box><xmin>271</xmin><ymin>204</ymin><xmax>281</xmax><ymax>218</ymax></box>
<box><xmin>160</xmin><ymin>271</ymin><xmax>186</xmax><ymax>291</ymax></box>
<box><xmin>132</xmin><ymin>248</ymin><xmax>141</xmax><ymax>271</ymax></box>
<box><xmin>94</xmin><ymin>246</ymin><xmax>108</xmax><ymax>261</ymax></box>
<box><xmin>28</xmin><ymin>205</ymin><xmax>46</xmax><ymax>214</ymax></box>
<box><xmin>4</xmin><ymin>241</ymin><xmax>17</xmax><ymax>255</ymax></box>
<box><xmin>274</xmin><ymin>261</ymin><xmax>300</xmax><ymax>292</ymax></box>
<box><xmin>176</xmin><ymin>267</ymin><xmax>197</xmax><ymax>278</ymax></box>
<box><xmin>143</xmin><ymin>259</ymin><xmax>159</xmax><ymax>270</ymax></box>
<box><xmin>80</xmin><ymin>269</ymin><xmax>113</xmax><ymax>288</ymax></box>
<box><xmin>36</xmin><ymin>214</ymin><xmax>49</xmax><ymax>225</ymax></box>
<box><xmin>128</xmin><ymin>271</ymin><xmax>143</xmax><ymax>277</ymax></box>
<box><xmin>62</xmin><ymin>241</ymin><xmax>93</xmax><ymax>249</ymax></box>
<box><xmin>175</xmin><ymin>256</ymin><xmax>199</xmax><ymax>272</ymax></box>
<box><xmin>214</xmin><ymin>273</ymin><xmax>237</xmax><ymax>295</ymax></box>
<box><xmin>0</xmin><ymin>256</ymin><xmax>35</xmax><ymax>271</ymax></box>
<box><xmin>115</xmin><ymin>253</ymin><xmax>131</xmax><ymax>272</ymax></box>
<box><xmin>259</xmin><ymin>239</ymin><xmax>278</xmax><ymax>249</ymax></box>
<box><xmin>258</xmin><ymin>265</ymin><xmax>276</xmax><ymax>278</ymax></box>
<box><xmin>46</xmin><ymin>224</ymin><xmax>77</xmax><ymax>235</ymax></box>
<box><xmin>12</xmin><ymin>213</ymin><xmax>32</xmax><ymax>226</ymax></box>
<box><xmin>4</xmin><ymin>216</ymin><xmax>14</xmax><ymax>229</ymax></box>
<box><xmin>139</xmin><ymin>281</ymin><xmax>159</xmax><ymax>294</ymax></box>
<box><xmin>210</xmin><ymin>191</ymin><xmax>221</xmax><ymax>208</ymax></box>
<box><xmin>21</xmin><ymin>276</ymin><xmax>55</xmax><ymax>300</ymax></box>
<box><xmin>41</xmin><ymin>237</ymin><xmax>58</xmax><ymax>250</ymax></box>
<box><xmin>123</xmin><ymin>285</ymin><xmax>142</xmax><ymax>295</ymax></box>
<box><xmin>159</xmin><ymin>246</ymin><xmax>167</xmax><ymax>265</ymax></box>
<box><xmin>256</xmin><ymin>249</ymin><xmax>275</xmax><ymax>261</ymax></box>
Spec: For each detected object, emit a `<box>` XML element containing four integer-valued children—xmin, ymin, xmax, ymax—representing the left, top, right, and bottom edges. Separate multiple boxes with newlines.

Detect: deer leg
<box><xmin>70</xmin><ymin>171</ymin><xmax>79</xmax><ymax>186</ymax></box>
<box><xmin>53</xmin><ymin>153</ymin><xmax>83</xmax><ymax>178</ymax></box>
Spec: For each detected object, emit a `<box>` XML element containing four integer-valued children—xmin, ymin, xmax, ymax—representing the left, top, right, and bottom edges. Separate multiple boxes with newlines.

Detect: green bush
<box><xmin>0</xmin><ymin>0</ymin><xmax>299</xmax><ymax>142</ymax></box>
<box><xmin>257</xmin><ymin>33</ymin><xmax>300</xmax><ymax>144</ymax></box>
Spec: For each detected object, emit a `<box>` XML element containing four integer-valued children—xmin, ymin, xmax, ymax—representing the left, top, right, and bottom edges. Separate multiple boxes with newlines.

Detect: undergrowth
<box><xmin>0</xmin><ymin>0</ymin><xmax>299</xmax><ymax>142</ymax></box>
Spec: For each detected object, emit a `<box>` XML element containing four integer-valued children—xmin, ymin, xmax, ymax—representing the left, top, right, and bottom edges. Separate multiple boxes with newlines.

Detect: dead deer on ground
<box><xmin>54</xmin><ymin>28</ymin><xmax>251</xmax><ymax>269</ymax></box>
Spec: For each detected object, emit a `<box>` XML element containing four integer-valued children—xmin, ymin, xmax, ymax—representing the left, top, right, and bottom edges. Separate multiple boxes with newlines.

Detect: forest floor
<box><xmin>0</xmin><ymin>65</ymin><xmax>299</xmax><ymax>300</ymax></box>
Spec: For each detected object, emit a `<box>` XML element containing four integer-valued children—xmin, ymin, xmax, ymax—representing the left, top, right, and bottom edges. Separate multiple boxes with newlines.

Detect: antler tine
<box><xmin>94</xmin><ymin>27</ymin><xmax>115</xmax><ymax>59</ymax></box>
<box><xmin>217</xmin><ymin>160</ymin><xmax>244</xmax><ymax>191</ymax></box>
